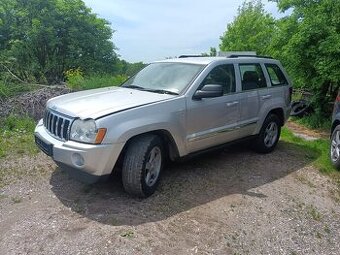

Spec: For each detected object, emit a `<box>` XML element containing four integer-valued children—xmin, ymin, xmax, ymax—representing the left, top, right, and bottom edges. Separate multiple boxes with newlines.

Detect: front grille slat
<box><xmin>52</xmin><ymin>115</ymin><xmax>58</xmax><ymax>135</ymax></box>
<box><xmin>47</xmin><ymin>112</ymin><xmax>51</xmax><ymax>131</ymax></box>
<box><xmin>49</xmin><ymin>112</ymin><xmax>53</xmax><ymax>132</ymax></box>
<box><xmin>55</xmin><ymin>117</ymin><xmax>60</xmax><ymax>137</ymax></box>
<box><xmin>60</xmin><ymin>119</ymin><xmax>66</xmax><ymax>139</ymax></box>
<box><xmin>43</xmin><ymin>109</ymin><xmax>73</xmax><ymax>141</ymax></box>
<box><xmin>64</xmin><ymin>119</ymin><xmax>70</xmax><ymax>139</ymax></box>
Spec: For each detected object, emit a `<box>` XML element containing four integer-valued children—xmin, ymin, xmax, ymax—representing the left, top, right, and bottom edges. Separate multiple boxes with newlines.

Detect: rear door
<box><xmin>238</xmin><ymin>63</ymin><xmax>267</xmax><ymax>137</ymax></box>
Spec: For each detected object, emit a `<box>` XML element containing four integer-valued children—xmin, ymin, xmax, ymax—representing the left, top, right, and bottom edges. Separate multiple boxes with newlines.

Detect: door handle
<box><xmin>261</xmin><ymin>95</ymin><xmax>272</xmax><ymax>100</ymax></box>
<box><xmin>226</xmin><ymin>101</ymin><xmax>239</xmax><ymax>107</ymax></box>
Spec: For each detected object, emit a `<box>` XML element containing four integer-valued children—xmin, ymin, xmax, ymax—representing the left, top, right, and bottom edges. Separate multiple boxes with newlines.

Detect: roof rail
<box><xmin>218</xmin><ymin>51</ymin><xmax>256</xmax><ymax>57</ymax></box>
<box><xmin>228</xmin><ymin>54</ymin><xmax>273</xmax><ymax>59</ymax></box>
<box><xmin>178</xmin><ymin>55</ymin><xmax>203</xmax><ymax>58</ymax></box>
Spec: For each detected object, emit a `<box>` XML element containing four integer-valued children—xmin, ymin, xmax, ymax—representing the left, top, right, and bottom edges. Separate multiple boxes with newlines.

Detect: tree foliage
<box><xmin>0</xmin><ymin>0</ymin><xmax>119</xmax><ymax>84</ymax></box>
<box><xmin>220</xmin><ymin>0</ymin><xmax>340</xmax><ymax>117</ymax></box>
<box><xmin>271</xmin><ymin>0</ymin><xmax>340</xmax><ymax>115</ymax></box>
<box><xmin>116</xmin><ymin>60</ymin><xmax>146</xmax><ymax>77</ymax></box>
<box><xmin>220</xmin><ymin>0</ymin><xmax>275</xmax><ymax>54</ymax></box>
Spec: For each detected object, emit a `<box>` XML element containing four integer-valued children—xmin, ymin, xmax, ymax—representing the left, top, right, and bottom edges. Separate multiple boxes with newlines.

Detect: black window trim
<box><xmin>239</xmin><ymin>63</ymin><xmax>268</xmax><ymax>91</ymax></box>
<box><xmin>198</xmin><ymin>63</ymin><xmax>237</xmax><ymax>95</ymax></box>
<box><xmin>264</xmin><ymin>63</ymin><xmax>288</xmax><ymax>87</ymax></box>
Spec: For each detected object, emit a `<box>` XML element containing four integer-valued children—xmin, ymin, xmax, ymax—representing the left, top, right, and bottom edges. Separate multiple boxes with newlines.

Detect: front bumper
<box><xmin>34</xmin><ymin>119</ymin><xmax>124</xmax><ymax>183</ymax></box>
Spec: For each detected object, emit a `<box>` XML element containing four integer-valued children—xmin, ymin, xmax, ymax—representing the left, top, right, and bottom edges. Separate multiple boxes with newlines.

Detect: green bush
<box><xmin>65</xmin><ymin>69</ymin><xmax>127</xmax><ymax>91</ymax></box>
<box><xmin>75</xmin><ymin>74</ymin><xmax>128</xmax><ymax>90</ymax></box>
<box><xmin>64</xmin><ymin>68</ymin><xmax>85</xmax><ymax>90</ymax></box>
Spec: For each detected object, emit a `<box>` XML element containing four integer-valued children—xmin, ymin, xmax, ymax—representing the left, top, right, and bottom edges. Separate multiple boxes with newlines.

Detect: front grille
<box><xmin>43</xmin><ymin>109</ymin><xmax>73</xmax><ymax>140</ymax></box>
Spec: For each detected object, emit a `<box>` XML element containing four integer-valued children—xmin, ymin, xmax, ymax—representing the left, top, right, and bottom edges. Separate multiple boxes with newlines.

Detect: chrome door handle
<box><xmin>226</xmin><ymin>101</ymin><xmax>239</xmax><ymax>107</ymax></box>
<box><xmin>261</xmin><ymin>95</ymin><xmax>272</xmax><ymax>100</ymax></box>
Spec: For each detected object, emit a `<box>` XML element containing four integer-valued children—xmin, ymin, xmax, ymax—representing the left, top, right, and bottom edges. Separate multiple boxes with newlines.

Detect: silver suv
<box><xmin>35</xmin><ymin>55</ymin><xmax>292</xmax><ymax>197</ymax></box>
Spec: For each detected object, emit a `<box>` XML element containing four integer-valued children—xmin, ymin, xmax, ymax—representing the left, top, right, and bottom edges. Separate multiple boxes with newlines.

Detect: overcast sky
<box><xmin>82</xmin><ymin>0</ymin><xmax>285</xmax><ymax>63</ymax></box>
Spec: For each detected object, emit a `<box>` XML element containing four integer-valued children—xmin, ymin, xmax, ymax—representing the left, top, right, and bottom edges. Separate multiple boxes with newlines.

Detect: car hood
<box><xmin>47</xmin><ymin>86</ymin><xmax>175</xmax><ymax>119</ymax></box>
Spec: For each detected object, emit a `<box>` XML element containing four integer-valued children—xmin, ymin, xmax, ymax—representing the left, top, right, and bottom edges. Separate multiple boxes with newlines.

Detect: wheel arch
<box><xmin>254</xmin><ymin>107</ymin><xmax>285</xmax><ymax>135</ymax></box>
<box><xmin>115</xmin><ymin>129</ymin><xmax>180</xmax><ymax>169</ymax></box>
<box><xmin>267</xmin><ymin>108</ymin><xmax>285</xmax><ymax>126</ymax></box>
<box><xmin>331</xmin><ymin>120</ymin><xmax>340</xmax><ymax>135</ymax></box>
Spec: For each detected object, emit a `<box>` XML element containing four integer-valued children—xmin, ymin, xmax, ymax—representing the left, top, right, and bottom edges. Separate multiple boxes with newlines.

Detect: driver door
<box><xmin>186</xmin><ymin>64</ymin><xmax>240</xmax><ymax>153</ymax></box>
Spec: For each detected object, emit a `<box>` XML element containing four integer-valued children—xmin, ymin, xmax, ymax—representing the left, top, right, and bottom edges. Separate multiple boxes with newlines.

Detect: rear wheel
<box><xmin>122</xmin><ymin>134</ymin><xmax>164</xmax><ymax>197</ymax></box>
<box><xmin>330</xmin><ymin>125</ymin><xmax>340</xmax><ymax>169</ymax></box>
<box><xmin>253</xmin><ymin>114</ymin><xmax>281</xmax><ymax>153</ymax></box>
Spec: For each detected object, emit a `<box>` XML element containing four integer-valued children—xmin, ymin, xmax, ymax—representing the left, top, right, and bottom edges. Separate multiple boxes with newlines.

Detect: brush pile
<box><xmin>0</xmin><ymin>86</ymin><xmax>70</xmax><ymax>120</ymax></box>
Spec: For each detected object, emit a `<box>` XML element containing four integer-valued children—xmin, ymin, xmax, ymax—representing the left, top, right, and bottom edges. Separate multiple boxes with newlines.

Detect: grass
<box><xmin>120</xmin><ymin>229</ymin><xmax>135</xmax><ymax>238</ymax></box>
<box><xmin>280</xmin><ymin>127</ymin><xmax>333</xmax><ymax>173</ymax></box>
<box><xmin>0</xmin><ymin>81</ymin><xmax>36</xmax><ymax>99</ymax></box>
<box><xmin>308</xmin><ymin>205</ymin><xmax>322</xmax><ymax>221</ymax></box>
<box><xmin>291</xmin><ymin>114</ymin><xmax>331</xmax><ymax>131</ymax></box>
<box><xmin>281</xmin><ymin>127</ymin><xmax>340</xmax><ymax>201</ymax></box>
<box><xmin>11</xmin><ymin>196</ymin><xmax>23</xmax><ymax>204</ymax></box>
<box><xmin>0</xmin><ymin>115</ymin><xmax>39</xmax><ymax>158</ymax></box>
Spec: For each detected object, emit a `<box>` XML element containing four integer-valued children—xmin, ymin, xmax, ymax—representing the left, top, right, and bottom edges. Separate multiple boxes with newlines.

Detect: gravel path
<box><xmin>0</xmin><ymin>140</ymin><xmax>339</xmax><ymax>255</ymax></box>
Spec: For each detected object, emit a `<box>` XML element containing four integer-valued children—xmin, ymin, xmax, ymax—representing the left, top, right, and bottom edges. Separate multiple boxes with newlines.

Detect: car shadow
<box><xmin>50</xmin><ymin>141</ymin><xmax>319</xmax><ymax>226</ymax></box>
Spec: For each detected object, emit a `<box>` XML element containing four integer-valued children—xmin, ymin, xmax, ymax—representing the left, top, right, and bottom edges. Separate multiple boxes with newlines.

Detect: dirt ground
<box><xmin>0</xmin><ymin>137</ymin><xmax>340</xmax><ymax>254</ymax></box>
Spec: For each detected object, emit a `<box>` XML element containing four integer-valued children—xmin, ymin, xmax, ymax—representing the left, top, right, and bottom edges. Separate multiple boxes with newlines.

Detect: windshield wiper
<box><xmin>143</xmin><ymin>89</ymin><xmax>179</xmax><ymax>95</ymax></box>
<box><xmin>122</xmin><ymin>84</ymin><xmax>145</xmax><ymax>90</ymax></box>
<box><xmin>123</xmin><ymin>85</ymin><xmax>178</xmax><ymax>95</ymax></box>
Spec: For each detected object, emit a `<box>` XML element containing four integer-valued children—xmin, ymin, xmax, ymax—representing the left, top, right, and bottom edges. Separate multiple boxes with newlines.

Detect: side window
<box><xmin>239</xmin><ymin>64</ymin><xmax>267</xmax><ymax>91</ymax></box>
<box><xmin>265</xmin><ymin>64</ymin><xmax>288</xmax><ymax>86</ymax></box>
<box><xmin>201</xmin><ymin>64</ymin><xmax>236</xmax><ymax>94</ymax></box>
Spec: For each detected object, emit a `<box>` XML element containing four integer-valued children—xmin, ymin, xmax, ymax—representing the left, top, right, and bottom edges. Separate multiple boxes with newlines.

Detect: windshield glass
<box><xmin>122</xmin><ymin>62</ymin><xmax>204</xmax><ymax>94</ymax></box>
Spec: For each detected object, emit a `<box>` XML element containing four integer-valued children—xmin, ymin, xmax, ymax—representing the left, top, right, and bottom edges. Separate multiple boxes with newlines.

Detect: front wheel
<box><xmin>330</xmin><ymin>125</ymin><xmax>340</xmax><ymax>169</ymax></box>
<box><xmin>122</xmin><ymin>134</ymin><xmax>164</xmax><ymax>198</ymax></box>
<box><xmin>253</xmin><ymin>114</ymin><xmax>281</xmax><ymax>153</ymax></box>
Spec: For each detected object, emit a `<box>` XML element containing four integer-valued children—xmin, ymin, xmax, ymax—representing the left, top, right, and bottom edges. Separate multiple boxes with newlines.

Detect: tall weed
<box><xmin>0</xmin><ymin>81</ymin><xmax>34</xmax><ymax>99</ymax></box>
<box><xmin>65</xmin><ymin>69</ymin><xmax>127</xmax><ymax>90</ymax></box>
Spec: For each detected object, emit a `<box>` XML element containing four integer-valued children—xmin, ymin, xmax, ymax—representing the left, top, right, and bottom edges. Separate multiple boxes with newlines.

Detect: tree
<box><xmin>271</xmin><ymin>0</ymin><xmax>340</xmax><ymax>116</ymax></box>
<box><xmin>116</xmin><ymin>60</ymin><xmax>146</xmax><ymax>77</ymax></box>
<box><xmin>0</xmin><ymin>0</ymin><xmax>118</xmax><ymax>84</ymax></box>
<box><xmin>219</xmin><ymin>0</ymin><xmax>275</xmax><ymax>55</ymax></box>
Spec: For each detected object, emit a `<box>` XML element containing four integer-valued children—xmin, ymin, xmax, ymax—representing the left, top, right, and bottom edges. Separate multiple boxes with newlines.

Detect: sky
<box><xmin>82</xmin><ymin>0</ymin><xmax>286</xmax><ymax>63</ymax></box>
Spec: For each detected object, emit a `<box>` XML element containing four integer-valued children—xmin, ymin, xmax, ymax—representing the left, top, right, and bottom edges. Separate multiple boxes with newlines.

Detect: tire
<box><xmin>290</xmin><ymin>100</ymin><xmax>309</xmax><ymax>117</ymax></box>
<box><xmin>330</xmin><ymin>125</ymin><xmax>340</xmax><ymax>169</ymax></box>
<box><xmin>253</xmin><ymin>114</ymin><xmax>281</xmax><ymax>153</ymax></box>
<box><xmin>122</xmin><ymin>134</ymin><xmax>164</xmax><ymax>198</ymax></box>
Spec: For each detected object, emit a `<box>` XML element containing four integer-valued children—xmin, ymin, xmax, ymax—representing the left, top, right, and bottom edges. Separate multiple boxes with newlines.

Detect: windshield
<box><xmin>122</xmin><ymin>62</ymin><xmax>204</xmax><ymax>94</ymax></box>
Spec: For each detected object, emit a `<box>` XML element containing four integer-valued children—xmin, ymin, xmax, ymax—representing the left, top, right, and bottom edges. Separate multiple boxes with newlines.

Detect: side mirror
<box><xmin>193</xmin><ymin>84</ymin><xmax>223</xmax><ymax>100</ymax></box>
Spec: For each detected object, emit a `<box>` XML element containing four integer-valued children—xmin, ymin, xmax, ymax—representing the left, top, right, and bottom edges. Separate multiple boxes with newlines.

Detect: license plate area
<box><xmin>35</xmin><ymin>135</ymin><xmax>53</xmax><ymax>156</ymax></box>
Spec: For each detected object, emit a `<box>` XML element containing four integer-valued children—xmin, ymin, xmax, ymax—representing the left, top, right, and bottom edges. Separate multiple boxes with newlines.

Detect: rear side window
<box><xmin>239</xmin><ymin>64</ymin><xmax>267</xmax><ymax>91</ymax></box>
<box><xmin>265</xmin><ymin>64</ymin><xmax>288</xmax><ymax>86</ymax></box>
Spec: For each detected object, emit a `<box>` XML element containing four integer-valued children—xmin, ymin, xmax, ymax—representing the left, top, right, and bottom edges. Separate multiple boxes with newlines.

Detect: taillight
<box><xmin>333</xmin><ymin>91</ymin><xmax>340</xmax><ymax>114</ymax></box>
<box><xmin>335</xmin><ymin>94</ymin><xmax>340</xmax><ymax>102</ymax></box>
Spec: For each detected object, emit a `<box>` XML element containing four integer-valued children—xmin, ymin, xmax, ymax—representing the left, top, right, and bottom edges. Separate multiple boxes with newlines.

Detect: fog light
<box><xmin>72</xmin><ymin>153</ymin><xmax>85</xmax><ymax>167</ymax></box>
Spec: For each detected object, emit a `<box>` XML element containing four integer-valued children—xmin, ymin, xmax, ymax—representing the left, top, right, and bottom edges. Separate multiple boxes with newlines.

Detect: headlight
<box><xmin>70</xmin><ymin>119</ymin><xmax>106</xmax><ymax>144</ymax></box>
